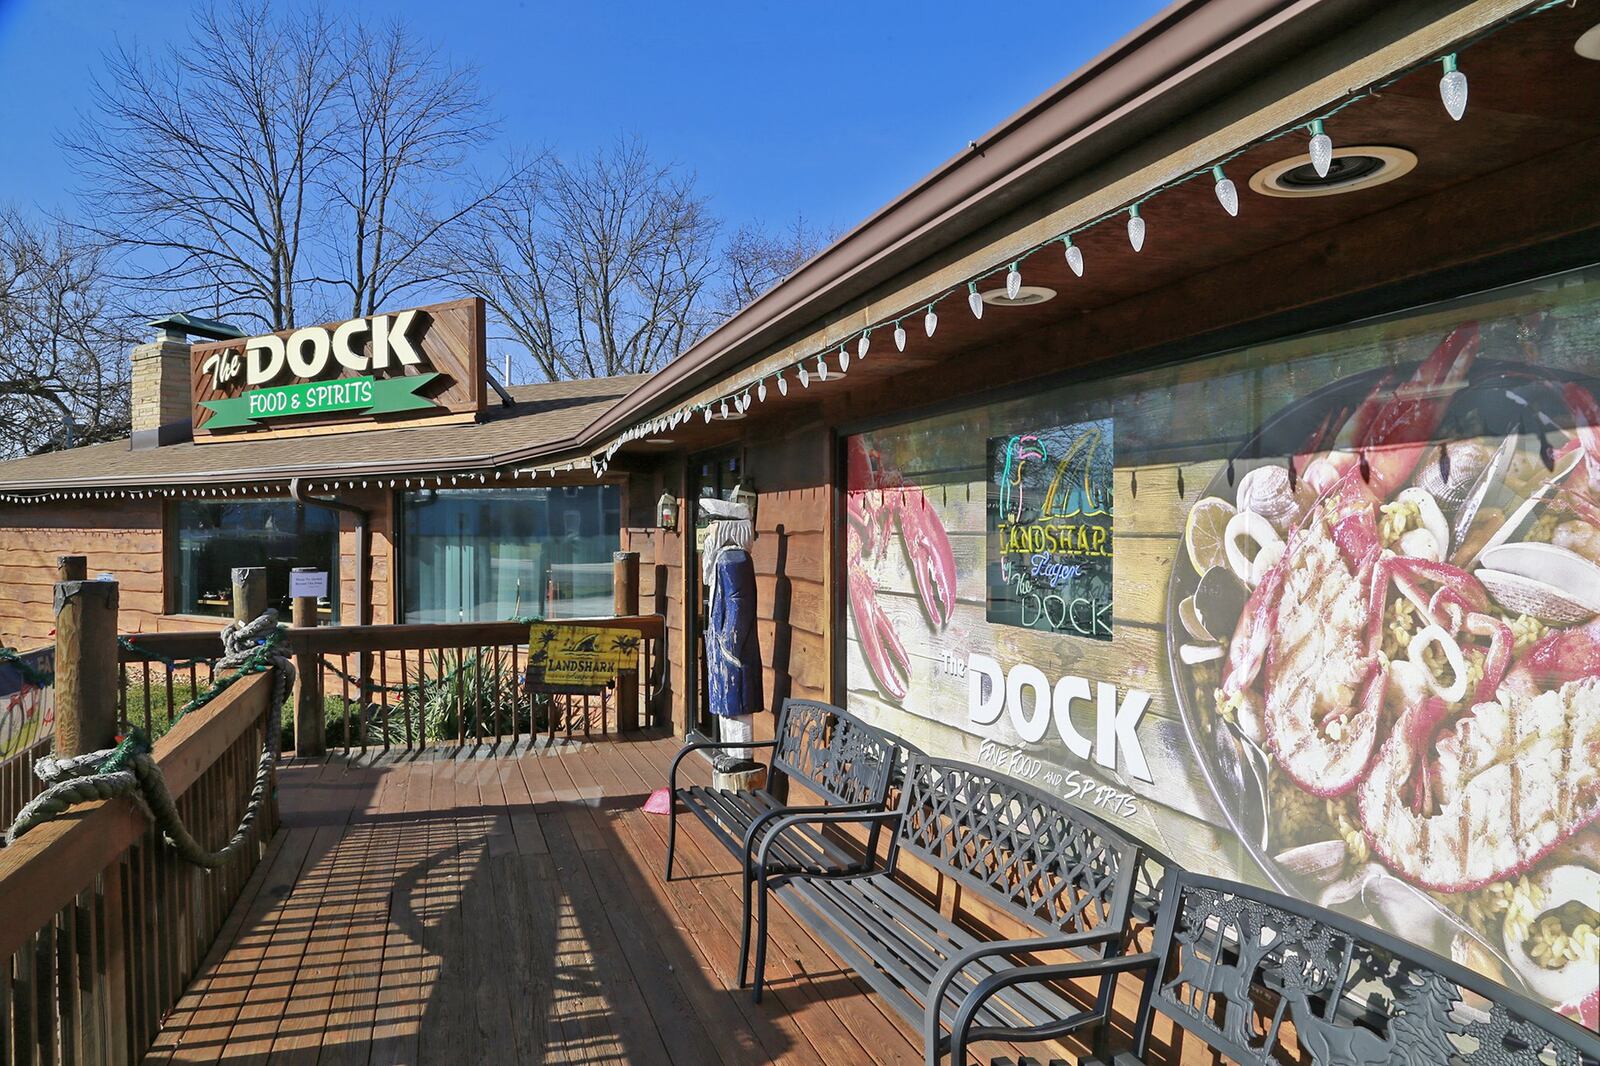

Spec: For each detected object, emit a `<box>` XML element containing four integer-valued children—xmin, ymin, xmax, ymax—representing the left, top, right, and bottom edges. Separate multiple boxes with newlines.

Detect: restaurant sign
<box><xmin>527</xmin><ymin>623</ymin><xmax>641</xmax><ymax>688</ymax></box>
<box><xmin>190</xmin><ymin>296</ymin><xmax>486</xmax><ymax>438</ymax></box>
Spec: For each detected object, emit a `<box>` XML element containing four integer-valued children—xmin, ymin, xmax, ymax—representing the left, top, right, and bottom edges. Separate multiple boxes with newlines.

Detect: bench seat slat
<box><xmin>677</xmin><ymin>785</ymin><xmax>865</xmax><ymax>874</ymax></box>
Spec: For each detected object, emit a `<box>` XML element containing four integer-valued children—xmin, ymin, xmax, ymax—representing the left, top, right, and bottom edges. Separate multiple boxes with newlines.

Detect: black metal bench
<box><xmin>665</xmin><ymin>698</ymin><xmax>899</xmax><ymax>987</ymax></box>
<box><xmin>753</xmin><ymin>756</ymin><xmax>1161</xmax><ymax>1065</ymax></box>
<box><xmin>1077</xmin><ymin>870</ymin><xmax>1600</xmax><ymax>1065</ymax></box>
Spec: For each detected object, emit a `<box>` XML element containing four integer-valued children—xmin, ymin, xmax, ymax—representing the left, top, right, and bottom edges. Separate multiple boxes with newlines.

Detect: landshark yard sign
<box><xmin>190</xmin><ymin>296</ymin><xmax>486</xmax><ymax>438</ymax></box>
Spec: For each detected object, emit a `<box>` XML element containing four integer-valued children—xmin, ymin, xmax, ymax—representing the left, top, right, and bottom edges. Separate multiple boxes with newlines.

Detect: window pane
<box><xmin>401</xmin><ymin>485</ymin><xmax>620</xmax><ymax>623</ymax></box>
<box><xmin>173</xmin><ymin>500</ymin><xmax>340</xmax><ymax>619</ymax></box>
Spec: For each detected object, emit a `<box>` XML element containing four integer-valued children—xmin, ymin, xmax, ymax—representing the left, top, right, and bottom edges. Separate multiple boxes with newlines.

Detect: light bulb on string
<box><xmin>703</xmin><ymin>406</ymin><xmax>712</xmax><ymax>423</ymax></box>
<box><xmin>838</xmin><ymin>345</ymin><xmax>850</xmax><ymax>372</ymax></box>
<box><xmin>1127</xmin><ymin>205</ymin><xmax>1145</xmax><ymax>252</ymax></box>
<box><xmin>719</xmin><ymin>399</ymin><xmax>729</xmax><ymax>418</ymax></box>
<box><xmin>757</xmin><ymin>379</ymin><xmax>768</xmax><ymax>402</ymax></box>
<box><xmin>1307</xmin><ymin>119</ymin><xmax>1333</xmax><ymax>178</ymax></box>
<box><xmin>1063</xmin><ymin>236</ymin><xmax>1084</xmax><ymax>277</ymax></box>
<box><xmin>893</xmin><ymin>319</ymin><xmax>907</xmax><ymax>352</ymax></box>
<box><xmin>924</xmin><ymin>304</ymin><xmax>938</xmax><ymax>337</ymax></box>
<box><xmin>799</xmin><ymin>365</ymin><xmax>810</xmax><ymax>388</ymax></box>
<box><xmin>1212</xmin><ymin>165</ymin><xmax>1238</xmax><ymax>217</ymax></box>
<box><xmin>816</xmin><ymin>355</ymin><xmax>828</xmax><ymax>382</ymax></box>
<box><xmin>858</xmin><ymin>330</ymin><xmax>870</xmax><ymax>360</ymax></box>
<box><xmin>1439</xmin><ymin>54</ymin><xmax>1467</xmax><ymax>121</ymax></box>
<box><xmin>967</xmin><ymin>282</ymin><xmax>983</xmax><ymax>320</ymax></box>
<box><xmin>777</xmin><ymin>372</ymin><xmax>788</xmax><ymax>396</ymax></box>
<box><xmin>1005</xmin><ymin>263</ymin><xmax>1022</xmax><ymax>301</ymax></box>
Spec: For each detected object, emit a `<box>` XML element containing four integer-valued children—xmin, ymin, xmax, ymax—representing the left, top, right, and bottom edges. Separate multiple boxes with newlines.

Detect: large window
<box><xmin>173</xmin><ymin>500</ymin><xmax>340</xmax><ymax>619</ymax></box>
<box><xmin>401</xmin><ymin>485</ymin><xmax>621</xmax><ymax>623</ymax></box>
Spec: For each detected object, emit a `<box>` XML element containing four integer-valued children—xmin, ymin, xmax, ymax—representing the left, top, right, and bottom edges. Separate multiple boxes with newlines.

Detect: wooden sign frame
<box><xmin>189</xmin><ymin>296</ymin><xmax>487</xmax><ymax>440</ymax></box>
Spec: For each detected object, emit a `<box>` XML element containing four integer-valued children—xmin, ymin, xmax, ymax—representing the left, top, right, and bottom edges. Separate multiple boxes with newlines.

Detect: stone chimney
<box><xmin>130</xmin><ymin>314</ymin><xmax>245</xmax><ymax>448</ymax></box>
<box><xmin>130</xmin><ymin>326</ymin><xmax>192</xmax><ymax>447</ymax></box>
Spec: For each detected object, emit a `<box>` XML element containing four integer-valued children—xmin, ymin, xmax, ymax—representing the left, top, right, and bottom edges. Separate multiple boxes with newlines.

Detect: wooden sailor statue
<box><xmin>700</xmin><ymin>497</ymin><xmax>762</xmax><ymax>775</ymax></box>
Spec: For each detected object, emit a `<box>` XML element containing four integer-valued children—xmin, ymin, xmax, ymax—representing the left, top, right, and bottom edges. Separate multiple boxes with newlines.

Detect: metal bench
<box><xmin>1078</xmin><ymin>870</ymin><xmax>1600</xmax><ymax>1065</ymax></box>
<box><xmin>754</xmin><ymin>756</ymin><xmax>1161</xmax><ymax>1066</ymax></box>
<box><xmin>665</xmin><ymin>698</ymin><xmax>899</xmax><ymax>987</ymax></box>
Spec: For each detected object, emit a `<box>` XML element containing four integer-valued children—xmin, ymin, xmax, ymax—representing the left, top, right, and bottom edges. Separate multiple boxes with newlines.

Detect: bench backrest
<box><xmin>770</xmin><ymin>699</ymin><xmax>898</xmax><ymax>808</ymax></box>
<box><xmin>892</xmin><ymin>757</ymin><xmax>1141</xmax><ymax>943</ymax></box>
<box><xmin>1145</xmin><ymin>871</ymin><xmax>1600</xmax><ymax>1066</ymax></box>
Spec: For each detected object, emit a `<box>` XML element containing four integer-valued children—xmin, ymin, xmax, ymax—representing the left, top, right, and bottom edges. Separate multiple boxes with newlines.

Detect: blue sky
<box><xmin>0</xmin><ymin>0</ymin><xmax>1163</xmax><ymax>236</ymax></box>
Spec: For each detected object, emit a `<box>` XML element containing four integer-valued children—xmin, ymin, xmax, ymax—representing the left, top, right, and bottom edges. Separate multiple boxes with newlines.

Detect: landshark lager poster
<box><xmin>527</xmin><ymin>624</ymin><xmax>640</xmax><ymax>686</ymax></box>
<box><xmin>987</xmin><ymin>419</ymin><xmax>1114</xmax><ymax>640</ymax></box>
<box><xmin>843</xmin><ymin>267</ymin><xmax>1600</xmax><ymax>1029</ymax></box>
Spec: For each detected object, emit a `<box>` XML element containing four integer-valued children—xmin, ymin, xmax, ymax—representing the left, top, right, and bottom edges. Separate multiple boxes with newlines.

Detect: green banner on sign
<box><xmin>200</xmin><ymin>372</ymin><xmax>439</xmax><ymax>429</ymax></box>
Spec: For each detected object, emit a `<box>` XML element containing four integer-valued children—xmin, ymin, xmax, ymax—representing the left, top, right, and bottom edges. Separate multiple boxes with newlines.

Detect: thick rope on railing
<box><xmin>2</xmin><ymin>610</ymin><xmax>294</xmax><ymax>868</ymax></box>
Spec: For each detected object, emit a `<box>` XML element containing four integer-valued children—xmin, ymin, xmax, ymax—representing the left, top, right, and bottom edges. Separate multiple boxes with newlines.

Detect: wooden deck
<box><xmin>142</xmin><ymin>732</ymin><xmax>1142</xmax><ymax>1065</ymax></box>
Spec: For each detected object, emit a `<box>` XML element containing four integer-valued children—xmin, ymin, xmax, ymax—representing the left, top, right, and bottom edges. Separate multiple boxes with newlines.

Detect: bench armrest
<box><xmin>932</xmin><ymin>951</ymin><xmax>1161</xmax><ymax>1062</ymax></box>
<box><xmin>741</xmin><ymin>802</ymin><xmax>878</xmax><ymax>874</ymax></box>
<box><xmin>754</xmin><ymin>808</ymin><xmax>903</xmax><ymax>877</ymax></box>
<box><xmin>925</xmin><ymin>927</ymin><xmax>1123</xmax><ymax>1029</ymax></box>
<box><xmin>667</xmin><ymin>738</ymin><xmax>778</xmax><ymax>793</ymax></box>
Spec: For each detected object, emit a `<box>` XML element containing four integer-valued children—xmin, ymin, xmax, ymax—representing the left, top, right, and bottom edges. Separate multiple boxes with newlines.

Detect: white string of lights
<box><xmin>588</xmin><ymin>1</ymin><xmax>1551</xmax><ymax>481</ymax></box>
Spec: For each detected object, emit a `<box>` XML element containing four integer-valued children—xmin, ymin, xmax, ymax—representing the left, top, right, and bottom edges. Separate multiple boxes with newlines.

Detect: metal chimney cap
<box><xmin>147</xmin><ymin>313</ymin><xmax>246</xmax><ymax>342</ymax></box>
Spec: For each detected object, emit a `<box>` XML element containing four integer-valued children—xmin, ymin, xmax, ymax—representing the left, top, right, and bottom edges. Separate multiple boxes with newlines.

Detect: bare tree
<box><xmin>0</xmin><ymin>211</ymin><xmax>137</xmax><ymax>457</ymax></box>
<box><xmin>449</xmin><ymin>140</ymin><xmax>719</xmax><ymax>381</ymax></box>
<box><xmin>325</xmin><ymin>21</ymin><xmax>499</xmax><ymax>319</ymax></box>
<box><xmin>64</xmin><ymin>2</ymin><xmax>495</xmax><ymax>332</ymax></box>
<box><xmin>715</xmin><ymin>215</ymin><xmax>830</xmax><ymax>318</ymax></box>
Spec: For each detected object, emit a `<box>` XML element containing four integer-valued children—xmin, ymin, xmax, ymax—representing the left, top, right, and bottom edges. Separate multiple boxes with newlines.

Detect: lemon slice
<box><xmin>1185</xmin><ymin>497</ymin><xmax>1236</xmax><ymax>574</ymax></box>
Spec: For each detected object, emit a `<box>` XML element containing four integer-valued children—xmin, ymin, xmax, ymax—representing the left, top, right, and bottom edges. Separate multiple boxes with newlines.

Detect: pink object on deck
<box><xmin>642</xmin><ymin>786</ymin><xmax>672</xmax><ymax>815</ymax></box>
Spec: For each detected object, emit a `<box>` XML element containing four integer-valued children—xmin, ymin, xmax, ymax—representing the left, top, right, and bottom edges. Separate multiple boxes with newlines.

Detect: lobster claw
<box><xmin>847</xmin><ymin>550</ymin><xmax>911</xmax><ymax>702</ymax></box>
<box><xmin>894</xmin><ymin>489</ymin><xmax>958</xmax><ymax>629</ymax></box>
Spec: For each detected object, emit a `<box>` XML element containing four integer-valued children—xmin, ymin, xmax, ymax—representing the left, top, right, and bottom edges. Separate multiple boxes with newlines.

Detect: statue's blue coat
<box><xmin>706</xmin><ymin>548</ymin><xmax>761</xmax><ymax>718</ymax></box>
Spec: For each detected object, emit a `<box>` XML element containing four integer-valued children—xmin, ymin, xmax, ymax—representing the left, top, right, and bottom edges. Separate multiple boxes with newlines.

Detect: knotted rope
<box><xmin>3</xmin><ymin>611</ymin><xmax>294</xmax><ymax>868</ymax></box>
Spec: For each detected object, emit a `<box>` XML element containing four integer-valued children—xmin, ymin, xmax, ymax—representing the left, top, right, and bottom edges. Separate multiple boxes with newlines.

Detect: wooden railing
<box><xmin>286</xmin><ymin>614</ymin><xmax>667</xmax><ymax>755</ymax></box>
<box><xmin>0</xmin><ymin>667</ymin><xmax>278</xmax><ymax>1066</ymax></box>
<box><xmin>116</xmin><ymin>632</ymin><xmax>224</xmax><ymax>741</ymax></box>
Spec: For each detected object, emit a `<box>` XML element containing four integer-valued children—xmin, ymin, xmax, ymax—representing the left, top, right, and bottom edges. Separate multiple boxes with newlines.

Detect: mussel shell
<box><xmin>1453</xmin><ymin>431</ymin><xmax>1520</xmax><ymax>553</ymax></box>
<box><xmin>1194</xmin><ymin>565</ymin><xmax>1249</xmax><ymax>640</ymax></box>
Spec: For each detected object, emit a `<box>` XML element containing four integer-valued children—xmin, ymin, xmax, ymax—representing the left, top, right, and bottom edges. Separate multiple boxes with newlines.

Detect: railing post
<box><xmin>56</xmin><ymin>554</ymin><xmax>87</xmax><ymax>582</ymax></box>
<box><xmin>231</xmin><ymin>566</ymin><xmax>267</xmax><ymax>622</ymax></box>
<box><xmin>288</xmin><ymin>568</ymin><xmax>326</xmax><ymax>756</ymax></box>
<box><xmin>613</xmin><ymin>551</ymin><xmax>640</xmax><ymax>732</ymax></box>
<box><xmin>54</xmin><ymin>578</ymin><xmax>119</xmax><ymax>757</ymax></box>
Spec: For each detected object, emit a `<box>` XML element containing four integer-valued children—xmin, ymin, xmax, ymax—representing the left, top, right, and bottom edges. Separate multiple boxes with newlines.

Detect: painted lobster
<box><xmin>846</xmin><ymin>436</ymin><xmax>957</xmax><ymax>701</ymax></box>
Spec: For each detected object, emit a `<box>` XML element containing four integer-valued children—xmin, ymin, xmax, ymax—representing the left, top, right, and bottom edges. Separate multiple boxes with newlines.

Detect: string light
<box><xmin>777</xmin><ymin>372</ymin><xmax>788</xmax><ymax>396</ymax></box>
<box><xmin>967</xmin><ymin>281</ymin><xmax>983</xmax><ymax>320</ymax></box>
<box><xmin>1307</xmin><ymin>119</ymin><xmax>1333</xmax><ymax>178</ymax></box>
<box><xmin>924</xmin><ymin>304</ymin><xmax>938</xmax><ymax>338</ymax></box>
<box><xmin>1005</xmin><ymin>263</ymin><xmax>1022</xmax><ymax>301</ymax></box>
<box><xmin>1440</xmin><ymin>53</ymin><xmax>1467</xmax><ymax>120</ymax></box>
<box><xmin>1212</xmin><ymin>165</ymin><xmax>1239</xmax><ymax>217</ymax></box>
<box><xmin>893</xmin><ymin>319</ymin><xmax>907</xmax><ymax>351</ymax></box>
<box><xmin>757</xmin><ymin>379</ymin><xmax>768</xmax><ymax>402</ymax></box>
<box><xmin>799</xmin><ymin>365</ymin><xmax>810</xmax><ymax>388</ymax></box>
<box><xmin>858</xmin><ymin>330</ymin><xmax>870</xmax><ymax>360</ymax></box>
<box><xmin>838</xmin><ymin>345</ymin><xmax>850</xmax><ymax>372</ymax></box>
<box><xmin>1127</xmin><ymin>205</ymin><xmax>1145</xmax><ymax>252</ymax></box>
<box><xmin>1063</xmin><ymin>236</ymin><xmax>1084</xmax><ymax>277</ymax></box>
<box><xmin>816</xmin><ymin>355</ymin><xmax>828</xmax><ymax>382</ymax></box>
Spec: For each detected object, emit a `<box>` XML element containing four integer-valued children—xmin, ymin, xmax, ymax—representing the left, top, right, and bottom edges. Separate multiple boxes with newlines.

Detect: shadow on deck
<box><xmin>141</xmin><ymin>731</ymin><xmax>1038</xmax><ymax>1065</ymax></box>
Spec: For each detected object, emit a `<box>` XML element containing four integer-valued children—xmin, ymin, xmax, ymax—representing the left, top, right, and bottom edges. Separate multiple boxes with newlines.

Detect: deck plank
<box><xmin>147</xmin><ymin>730</ymin><xmax>1185</xmax><ymax>1065</ymax></box>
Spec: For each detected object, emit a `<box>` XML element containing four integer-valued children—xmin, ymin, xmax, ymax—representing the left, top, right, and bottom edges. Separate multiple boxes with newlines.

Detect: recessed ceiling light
<box><xmin>980</xmin><ymin>285</ymin><xmax>1057</xmax><ymax>307</ymax></box>
<box><xmin>1577</xmin><ymin>23</ymin><xmax>1600</xmax><ymax>60</ymax></box>
<box><xmin>1249</xmin><ymin>145</ymin><xmax>1417</xmax><ymax>198</ymax></box>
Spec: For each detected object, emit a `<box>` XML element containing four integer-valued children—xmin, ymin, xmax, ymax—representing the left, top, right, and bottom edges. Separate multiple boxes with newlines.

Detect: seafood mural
<box><xmin>845</xmin><ymin>268</ymin><xmax>1600</xmax><ymax>1030</ymax></box>
<box><xmin>1176</xmin><ymin>325</ymin><xmax>1600</xmax><ymax>1026</ymax></box>
<box><xmin>0</xmin><ymin>647</ymin><xmax>54</xmax><ymax>762</ymax></box>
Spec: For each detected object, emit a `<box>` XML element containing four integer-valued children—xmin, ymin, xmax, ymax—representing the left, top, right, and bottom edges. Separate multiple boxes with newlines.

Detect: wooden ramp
<box><xmin>144</xmin><ymin>733</ymin><xmax>1166</xmax><ymax>1065</ymax></box>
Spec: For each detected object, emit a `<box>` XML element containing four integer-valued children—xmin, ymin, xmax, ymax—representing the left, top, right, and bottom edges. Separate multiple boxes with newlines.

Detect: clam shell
<box><xmin>1178</xmin><ymin>595</ymin><xmax>1214</xmax><ymax>642</ymax></box>
<box><xmin>1476</xmin><ymin>541</ymin><xmax>1600</xmax><ymax>624</ymax></box>
<box><xmin>1418</xmin><ymin>440</ymin><xmax>1490</xmax><ymax>510</ymax></box>
<box><xmin>1467</xmin><ymin>446</ymin><xmax>1584</xmax><ymax>567</ymax></box>
<box><xmin>1235</xmin><ymin>465</ymin><xmax>1301</xmax><ymax>532</ymax></box>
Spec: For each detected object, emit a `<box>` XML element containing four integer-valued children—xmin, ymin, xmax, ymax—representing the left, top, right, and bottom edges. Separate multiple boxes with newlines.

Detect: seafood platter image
<box><xmin>1168</xmin><ymin>318</ymin><xmax>1600</xmax><ymax>1021</ymax></box>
